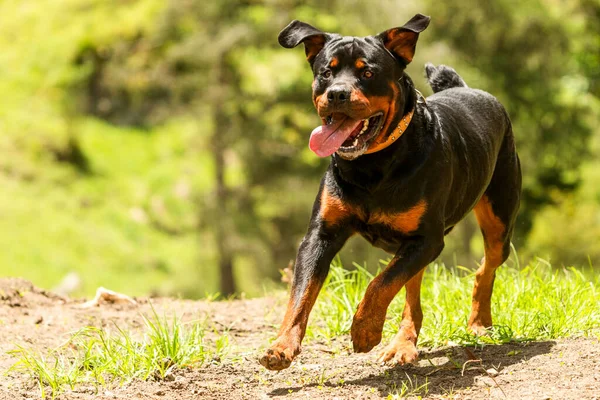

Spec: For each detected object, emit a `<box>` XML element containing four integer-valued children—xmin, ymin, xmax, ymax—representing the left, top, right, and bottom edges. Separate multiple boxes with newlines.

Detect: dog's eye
<box><xmin>322</xmin><ymin>70</ymin><xmax>332</xmax><ymax>79</ymax></box>
<box><xmin>363</xmin><ymin>70</ymin><xmax>374</xmax><ymax>79</ymax></box>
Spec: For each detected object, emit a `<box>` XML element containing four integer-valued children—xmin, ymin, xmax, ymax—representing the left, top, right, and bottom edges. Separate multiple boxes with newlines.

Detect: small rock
<box><xmin>164</xmin><ymin>373</ymin><xmax>175</xmax><ymax>382</ymax></box>
<box><xmin>475</xmin><ymin>376</ymin><xmax>495</xmax><ymax>387</ymax></box>
<box><xmin>486</xmin><ymin>367</ymin><xmax>499</xmax><ymax>377</ymax></box>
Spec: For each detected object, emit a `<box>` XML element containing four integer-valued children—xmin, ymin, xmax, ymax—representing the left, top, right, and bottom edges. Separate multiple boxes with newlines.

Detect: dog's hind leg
<box><xmin>376</xmin><ymin>268</ymin><xmax>425</xmax><ymax>364</ymax></box>
<box><xmin>468</xmin><ymin>130</ymin><xmax>521</xmax><ymax>335</ymax></box>
<box><xmin>351</xmin><ymin>233</ymin><xmax>444</xmax><ymax>354</ymax></box>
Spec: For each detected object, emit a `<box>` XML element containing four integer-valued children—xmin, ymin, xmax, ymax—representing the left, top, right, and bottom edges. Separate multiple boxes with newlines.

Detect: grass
<box><xmin>307</xmin><ymin>257</ymin><xmax>600</xmax><ymax>347</ymax></box>
<box><xmin>8</xmin><ymin>306</ymin><xmax>230</xmax><ymax>399</ymax></box>
<box><xmin>386</xmin><ymin>374</ymin><xmax>430</xmax><ymax>399</ymax></box>
<box><xmin>7</xmin><ymin>258</ymin><xmax>600</xmax><ymax>399</ymax></box>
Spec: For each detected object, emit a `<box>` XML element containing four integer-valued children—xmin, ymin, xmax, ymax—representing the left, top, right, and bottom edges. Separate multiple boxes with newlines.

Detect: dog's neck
<box><xmin>331</xmin><ymin>73</ymin><xmax>429</xmax><ymax>191</ymax></box>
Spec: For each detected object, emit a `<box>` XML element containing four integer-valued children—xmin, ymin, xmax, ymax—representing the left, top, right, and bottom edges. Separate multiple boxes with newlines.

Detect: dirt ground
<box><xmin>1</xmin><ymin>278</ymin><xmax>599</xmax><ymax>400</ymax></box>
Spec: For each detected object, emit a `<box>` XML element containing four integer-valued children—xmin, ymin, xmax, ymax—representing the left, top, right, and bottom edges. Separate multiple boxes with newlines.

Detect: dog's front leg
<box><xmin>260</xmin><ymin>215</ymin><xmax>351</xmax><ymax>371</ymax></box>
<box><xmin>351</xmin><ymin>236</ymin><xmax>444</xmax><ymax>355</ymax></box>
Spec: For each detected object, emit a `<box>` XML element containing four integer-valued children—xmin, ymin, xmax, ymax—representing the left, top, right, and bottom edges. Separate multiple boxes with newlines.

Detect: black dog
<box><xmin>260</xmin><ymin>14</ymin><xmax>521</xmax><ymax>370</ymax></box>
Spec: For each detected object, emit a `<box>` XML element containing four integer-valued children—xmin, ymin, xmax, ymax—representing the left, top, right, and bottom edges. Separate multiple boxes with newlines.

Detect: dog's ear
<box><xmin>278</xmin><ymin>20</ymin><xmax>331</xmax><ymax>65</ymax></box>
<box><xmin>377</xmin><ymin>14</ymin><xmax>430</xmax><ymax>65</ymax></box>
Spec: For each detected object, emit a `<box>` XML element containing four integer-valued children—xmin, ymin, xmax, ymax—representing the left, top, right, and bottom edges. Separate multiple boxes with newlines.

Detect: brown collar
<box><xmin>364</xmin><ymin>108</ymin><xmax>415</xmax><ymax>154</ymax></box>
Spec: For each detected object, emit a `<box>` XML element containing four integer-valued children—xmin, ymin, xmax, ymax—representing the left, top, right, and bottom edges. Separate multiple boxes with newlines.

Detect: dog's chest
<box><xmin>362</xmin><ymin>200</ymin><xmax>427</xmax><ymax>232</ymax></box>
<box><xmin>356</xmin><ymin>201</ymin><xmax>426</xmax><ymax>252</ymax></box>
<box><xmin>320</xmin><ymin>189</ymin><xmax>427</xmax><ymax>247</ymax></box>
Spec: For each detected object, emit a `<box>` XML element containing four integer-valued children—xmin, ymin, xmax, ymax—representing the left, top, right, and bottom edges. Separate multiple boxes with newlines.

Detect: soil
<box><xmin>1</xmin><ymin>278</ymin><xmax>599</xmax><ymax>400</ymax></box>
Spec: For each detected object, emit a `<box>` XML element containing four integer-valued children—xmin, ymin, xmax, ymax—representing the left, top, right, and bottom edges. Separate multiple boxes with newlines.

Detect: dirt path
<box><xmin>1</xmin><ymin>278</ymin><xmax>599</xmax><ymax>399</ymax></box>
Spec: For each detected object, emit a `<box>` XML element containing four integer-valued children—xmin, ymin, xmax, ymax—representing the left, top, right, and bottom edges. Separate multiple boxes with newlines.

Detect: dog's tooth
<box><xmin>364</xmin><ymin>119</ymin><xmax>369</xmax><ymax>128</ymax></box>
<box><xmin>360</xmin><ymin>121</ymin><xmax>369</xmax><ymax>134</ymax></box>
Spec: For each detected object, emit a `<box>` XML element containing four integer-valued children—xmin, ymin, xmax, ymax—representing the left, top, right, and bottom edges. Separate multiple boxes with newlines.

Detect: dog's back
<box><xmin>422</xmin><ymin>64</ymin><xmax>518</xmax><ymax>229</ymax></box>
<box><xmin>424</xmin><ymin>63</ymin><xmax>509</xmax><ymax>153</ymax></box>
<box><xmin>424</xmin><ymin>62</ymin><xmax>508</xmax><ymax>149</ymax></box>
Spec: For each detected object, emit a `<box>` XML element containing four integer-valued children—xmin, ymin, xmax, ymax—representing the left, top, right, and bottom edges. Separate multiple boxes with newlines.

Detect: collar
<box><xmin>363</xmin><ymin>90</ymin><xmax>424</xmax><ymax>155</ymax></box>
<box><xmin>364</xmin><ymin>108</ymin><xmax>415</xmax><ymax>154</ymax></box>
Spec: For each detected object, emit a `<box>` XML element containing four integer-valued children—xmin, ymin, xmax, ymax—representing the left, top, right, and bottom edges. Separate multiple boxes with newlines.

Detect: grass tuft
<box><xmin>9</xmin><ymin>306</ymin><xmax>229</xmax><ymax>399</ymax></box>
<box><xmin>386</xmin><ymin>373</ymin><xmax>429</xmax><ymax>399</ymax></box>
<box><xmin>308</xmin><ymin>258</ymin><xmax>600</xmax><ymax>347</ymax></box>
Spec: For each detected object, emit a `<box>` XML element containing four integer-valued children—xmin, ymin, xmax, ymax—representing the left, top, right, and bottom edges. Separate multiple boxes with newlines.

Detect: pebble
<box><xmin>164</xmin><ymin>373</ymin><xmax>175</xmax><ymax>381</ymax></box>
<box><xmin>475</xmin><ymin>376</ymin><xmax>496</xmax><ymax>387</ymax></box>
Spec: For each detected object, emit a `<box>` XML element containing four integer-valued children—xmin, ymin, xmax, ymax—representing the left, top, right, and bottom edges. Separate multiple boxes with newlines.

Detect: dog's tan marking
<box><xmin>366</xmin><ymin>82</ymin><xmax>401</xmax><ymax>148</ymax></box>
<box><xmin>320</xmin><ymin>188</ymin><xmax>426</xmax><ymax>233</ymax></box>
<box><xmin>383</xmin><ymin>29</ymin><xmax>419</xmax><ymax>63</ymax></box>
<box><xmin>320</xmin><ymin>188</ymin><xmax>358</xmax><ymax>225</ymax></box>
<box><xmin>316</xmin><ymin>88</ymin><xmax>397</xmax><ymax>125</ymax></box>
<box><xmin>370</xmin><ymin>200</ymin><xmax>427</xmax><ymax>233</ymax></box>
<box><xmin>377</xmin><ymin>269</ymin><xmax>424</xmax><ymax>364</ymax></box>
<box><xmin>304</xmin><ymin>36</ymin><xmax>325</xmax><ymax>63</ymax></box>
<box><xmin>313</xmin><ymin>93</ymin><xmax>324</xmax><ymax>109</ymax></box>
<box><xmin>260</xmin><ymin>277</ymin><xmax>323</xmax><ymax>370</ymax></box>
<box><xmin>351</xmin><ymin>259</ymin><xmax>418</xmax><ymax>353</ymax></box>
<box><xmin>468</xmin><ymin>195</ymin><xmax>507</xmax><ymax>334</ymax></box>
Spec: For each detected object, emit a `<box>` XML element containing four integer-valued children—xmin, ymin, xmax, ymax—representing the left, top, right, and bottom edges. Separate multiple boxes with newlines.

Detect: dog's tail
<box><xmin>424</xmin><ymin>63</ymin><xmax>468</xmax><ymax>93</ymax></box>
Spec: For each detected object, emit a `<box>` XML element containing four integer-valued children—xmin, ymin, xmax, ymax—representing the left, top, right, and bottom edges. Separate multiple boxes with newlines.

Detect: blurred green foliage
<box><xmin>0</xmin><ymin>0</ymin><xmax>598</xmax><ymax>297</ymax></box>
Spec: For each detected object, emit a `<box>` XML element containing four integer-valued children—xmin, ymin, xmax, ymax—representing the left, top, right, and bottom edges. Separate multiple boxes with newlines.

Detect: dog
<box><xmin>260</xmin><ymin>14</ymin><xmax>521</xmax><ymax>371</ymax></box>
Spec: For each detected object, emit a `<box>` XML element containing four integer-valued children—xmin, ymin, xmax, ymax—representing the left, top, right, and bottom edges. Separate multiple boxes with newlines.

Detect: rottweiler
<box><xmin>260</xmin><ymin>13</ymin><xmax>521</xmax><ymax>370</ymax></box>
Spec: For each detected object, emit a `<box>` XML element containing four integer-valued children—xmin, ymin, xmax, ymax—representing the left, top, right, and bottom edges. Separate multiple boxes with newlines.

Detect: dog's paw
<box><xmin>259</xmin><ymin>340</ymin><xmax>299</xmax><ymax>371</ymax></box>
<box><xmin>376</xmin><ymin>339</ymin><xmax>419</xmax><ymax>365</ymax></box>
<box><xmin>351</xmin><ymin>315</ymin><xmax>384</xmax><ymax>353</ymax></box>
<box><xmin>468</xmin><ymin>322</ymin><xmax>491</xmax><ymax>336</ymax></box>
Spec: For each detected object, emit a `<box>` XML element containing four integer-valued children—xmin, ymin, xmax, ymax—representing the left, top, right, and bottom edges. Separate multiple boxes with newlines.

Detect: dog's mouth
<box><xmin>309</xmin><ymin>112</ymin><xmax>384</xmax><ymax>158</ymax></box>
<box><xmin>337</xmin><ymin>113</ymin><xmax>384</xmax><ymax>159</ymax></box>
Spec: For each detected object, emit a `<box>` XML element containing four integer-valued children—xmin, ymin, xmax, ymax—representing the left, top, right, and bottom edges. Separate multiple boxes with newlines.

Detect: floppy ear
<box><xmin>377</xmin><ymin>14</ymin><xmax>431</xmax><ymax>65</ymax></box>
<box><xmin>278</xmin><ymin>20</ymin><xmax>330</xmax><ymax>65</ymax></box>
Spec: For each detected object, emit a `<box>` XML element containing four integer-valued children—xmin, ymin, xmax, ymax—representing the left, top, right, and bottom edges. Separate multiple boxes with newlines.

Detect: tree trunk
<box><xmin>210</xmin><ymin>52</ymin><xmax>236</xmax><ymax>297</ymax></box>
<box><xmin>212</xmin><ymin>106</ymin><xmax>236</xmax><ymax>297</ymax></box>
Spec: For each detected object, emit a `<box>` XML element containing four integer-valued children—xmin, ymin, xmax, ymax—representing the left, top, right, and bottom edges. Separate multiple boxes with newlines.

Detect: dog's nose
<box><xmin>327</xmin><ymin>87</ymin><xmax>351</xmax><ymax>104</ymax></box>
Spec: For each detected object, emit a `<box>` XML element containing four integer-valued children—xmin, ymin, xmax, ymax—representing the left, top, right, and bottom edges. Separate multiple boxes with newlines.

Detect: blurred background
<box><xmin>0</xmin><ymin>0</ymin><xmax>598</xmax><ymax>298</ymax></box>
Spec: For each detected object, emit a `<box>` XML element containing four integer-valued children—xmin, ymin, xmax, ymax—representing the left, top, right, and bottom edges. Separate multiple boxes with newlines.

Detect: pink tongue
<box><xmin>309</xmin><ymin>117</ymin><xmax>362</xmax><ymax>157</ymax></box>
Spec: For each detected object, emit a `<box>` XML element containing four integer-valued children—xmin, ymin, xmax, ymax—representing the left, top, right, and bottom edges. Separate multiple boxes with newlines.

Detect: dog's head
<box><xmin>279</xmin><ymin>14</ymin><xmax>430</xmax><ymax>160</ymax></box>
